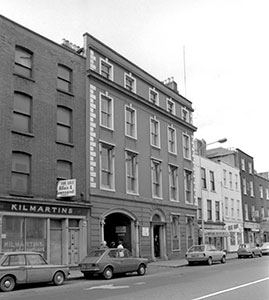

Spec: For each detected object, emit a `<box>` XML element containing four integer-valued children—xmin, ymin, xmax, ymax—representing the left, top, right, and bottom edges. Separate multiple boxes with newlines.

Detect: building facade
<box><xmin>84</xmin><ymin>33</ymin><xmax>197</xmax><ymax>260</ymax></box>
<box><xmin>0</xmin><ymin>15</ymin><xmax>91</xmax><ymax>265</ymax></box>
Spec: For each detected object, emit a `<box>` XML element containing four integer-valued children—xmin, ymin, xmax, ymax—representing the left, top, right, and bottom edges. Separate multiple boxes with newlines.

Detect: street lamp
<box><xmin>197</xmin><ymin>138</ymin><xmax>227</xmax><ymax>244</ymax></box>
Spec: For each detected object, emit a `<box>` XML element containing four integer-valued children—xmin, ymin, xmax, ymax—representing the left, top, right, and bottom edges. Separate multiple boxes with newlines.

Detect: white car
<box><xmin>260</xmin><ymin>242</ymin><xmax>269</xmax><ymax>255</ymax></box>
<box><xmin>185</xmin><ymin>244</ymin><xmax>226</xmax><ymax>265</ymax></box>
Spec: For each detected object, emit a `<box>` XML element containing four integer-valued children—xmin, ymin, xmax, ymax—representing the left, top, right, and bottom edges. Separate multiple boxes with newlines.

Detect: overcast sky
<box><xmin>2</xmin><ymin>0</ymin><xmax>269</xmax><ymax>172</ymax></box>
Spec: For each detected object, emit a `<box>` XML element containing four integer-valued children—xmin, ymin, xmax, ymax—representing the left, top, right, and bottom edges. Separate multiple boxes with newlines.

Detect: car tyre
<box><xmin>137</xmin><ymin>264</ymin><xmax>146</xmax><ymax>276</ymax></box>
<box><xmin>0</xmin><ymin>275</ymin><xmax>16</xmax><ymax>292</ymax></box>
<box><xmin>103</xmin><ymin>267</ymin><xmax>113</xmax><ymax>280</ymax></box>
<box><xmin>53</xmin><ymin>271</ymin><xmax>65</xmax><ymax>286</ymax></box>
<box><xmin>188</xmin><ymin>261</ymin><xmax>194</xmax><ymax>266</ymax></box>
<box><xmin>221</xmin><ymin>256</ymin><xmax>226</xmax><ymax>263</ymax></box>
<box><xmin>207</xmin><ymin>257</ymin><xmax>213</xmax><ymax>265</ymax></box>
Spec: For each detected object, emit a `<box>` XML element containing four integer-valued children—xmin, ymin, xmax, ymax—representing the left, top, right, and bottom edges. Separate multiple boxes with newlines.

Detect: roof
<box><xmin>206</xmin><ymin>147</ymin><xmax>235</xmax><ymax>159</ymax></box>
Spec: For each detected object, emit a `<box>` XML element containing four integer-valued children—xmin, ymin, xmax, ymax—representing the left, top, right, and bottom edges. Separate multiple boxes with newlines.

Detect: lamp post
<box><xmin>198</xmin><ymin>138</ymin><xmax>227</xmax><ymax>244</ymax></box>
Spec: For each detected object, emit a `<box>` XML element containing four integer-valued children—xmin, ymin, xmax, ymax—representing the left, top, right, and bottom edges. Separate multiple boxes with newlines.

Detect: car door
<box><xmin>107</xmin><ymin>250</ymin><xmax>123</xmax><ymax>273</ymax></box>
<box><xmin>209</xmin><ymin>245</ymin><xmax>220</xmax><ymax>261</ymax></box>
<box><xmin>120</xmin><ymin>249</ymin><xmax>137</xmax><ymax>272</ymax></box>
<box><xmin>26</xmin><ymin>254</ymin><xmax>52</xmax><ymax>283</ymax></box>
<box><xmin>4</xmin><ymin>254</ymin><xmax>27</xmax><ymax>284</ymax></box>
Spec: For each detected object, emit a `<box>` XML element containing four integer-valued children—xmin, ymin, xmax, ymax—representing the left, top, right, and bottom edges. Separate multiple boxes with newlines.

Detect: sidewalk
<box><xmin>68</xmin><ymin>252</ymin><xmax>238</xmax><ymax>280</ymax></box>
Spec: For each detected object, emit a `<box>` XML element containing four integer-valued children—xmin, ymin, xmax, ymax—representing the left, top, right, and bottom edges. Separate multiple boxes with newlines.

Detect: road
<box><xmin>1</xmin><ymin>256</ymin><xmax>269</xmax><ymax>300</ymax></box>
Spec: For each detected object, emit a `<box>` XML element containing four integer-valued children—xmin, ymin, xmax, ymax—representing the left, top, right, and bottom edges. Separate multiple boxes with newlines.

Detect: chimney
<box><xmin>163</xmin><ymin>77</ymin><xmax>178</xmax><ymax>93</ymax></box>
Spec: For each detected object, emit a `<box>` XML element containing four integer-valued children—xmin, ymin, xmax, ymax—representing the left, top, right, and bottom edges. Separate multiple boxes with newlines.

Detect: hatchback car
<box><xmin>0</xmin><ymin>251</ymin><xmax>69</xmax><ymax>292</ymax></box>
<box><xmin>260</xmin><ymin>242</ymin><xmax>269</xmax><ymax>255</ymax></box>
<box><xmin>237</xmin><ymin>243</ymin><xmax>262</xmax><ymax>258</ymax></box>
<box><xmin>185</xmin><ymin>244</ymin><xmax>226</xmax><ymax>265</ymax></box>
<box><xmin>79</xmin><ymin>248</ymin><xmax>148</xmax><ymax>279</ymax></box>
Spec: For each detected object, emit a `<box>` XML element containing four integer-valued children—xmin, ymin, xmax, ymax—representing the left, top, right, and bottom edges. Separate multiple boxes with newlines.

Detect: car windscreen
<box><xmin>188</xmin><ymin>246</ymin><xmax>205</xmax><ymax>252</ymax></box>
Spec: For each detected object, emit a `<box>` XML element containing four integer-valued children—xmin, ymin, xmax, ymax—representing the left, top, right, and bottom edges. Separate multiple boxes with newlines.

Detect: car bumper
<box><xmin>186</xmin><ymin>257</ymin><xmax>208</xmax><ymax>262</ymax></box>
<box><xmin>261</xmin><ymin>249</ymin><xmax>269</xmax><ymax>255</ymax></box>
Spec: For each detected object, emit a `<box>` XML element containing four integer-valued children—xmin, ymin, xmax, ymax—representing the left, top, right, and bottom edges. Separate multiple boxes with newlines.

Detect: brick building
<box><xmin>0</xmin><ymin>15</ymin><xmax>91</xmax><ymax>265</ymax></box>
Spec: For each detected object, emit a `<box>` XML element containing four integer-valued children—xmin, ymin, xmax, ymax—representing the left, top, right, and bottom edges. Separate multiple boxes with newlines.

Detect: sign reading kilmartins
<box><xmin>57</xmin><ymin>179</ymin><xmax>76</xmax><ymax>198</ymax></box>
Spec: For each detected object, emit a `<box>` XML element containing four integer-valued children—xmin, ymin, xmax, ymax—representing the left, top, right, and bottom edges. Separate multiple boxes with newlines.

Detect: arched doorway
<box><xmin>100</xmin><ymin>210</ymin><xmax>139</xmax><ymax>256</ymax></box>
<box><xmin>150</xmin><ymin>210</ymin><xmax>167</xmax><ymax>260</ymax></box>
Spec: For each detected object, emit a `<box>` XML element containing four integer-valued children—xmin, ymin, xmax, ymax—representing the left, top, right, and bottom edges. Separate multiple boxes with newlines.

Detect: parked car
<box><xmin>185</xmin><ymin>244</ymin><xmax>226</xmax><ymax>265</ymax></box>
<box><xmin>260</xmin><ymin>242</ymin><xmax>269</xmax><ymax>255</ymax></box>
<box><xmin>237</xmin><ymin>243</ymin><xmax>262</xmax><ymax>258</ymax></box>
<box><xmin>79</xmin><ymin>248</ymin><xmax>148</xmax><ymax>279</ymax></box>
<box><xmin>0</xmin><ymin>251</ymin><xmax>69</xmax><ymax>292</ymax></box>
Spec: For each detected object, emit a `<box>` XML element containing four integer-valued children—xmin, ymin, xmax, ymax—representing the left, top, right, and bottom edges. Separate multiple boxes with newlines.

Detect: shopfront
<box><xmin>0</xmin><ymin>199</ymin><xmax>90</xmax><ymax>266</ymax></box>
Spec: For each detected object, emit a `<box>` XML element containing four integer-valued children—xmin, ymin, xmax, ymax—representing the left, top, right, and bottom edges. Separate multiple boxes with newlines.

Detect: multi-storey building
<box><xmin>0</xmin><ymin>15</ymin><xmax>91</xmax><ymax>265</ymax></box>
<box><xmin>84</xmin><ymin>33</ymin><xmax>197</xmax><ymax>260</ymax></box>
<box><xmin>207</xmin><ymin>147</ymin><xmax>264</xmax><ymax>244</ymax></box>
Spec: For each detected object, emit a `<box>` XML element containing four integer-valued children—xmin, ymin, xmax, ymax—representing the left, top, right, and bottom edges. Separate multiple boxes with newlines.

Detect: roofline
<box><xmin>0</xmin><ymin>14</ymin><xmax>85</xmax><ymax>58</ymax></box>
<box><xmin>83</xmin><ymin>32</ymin><xmax>193</xmax><ymax>105</ymax></box>
<box><xmin>235</xmin><ymin>148</ymin><xmax>253</xmax><ymax>159</ymax></box>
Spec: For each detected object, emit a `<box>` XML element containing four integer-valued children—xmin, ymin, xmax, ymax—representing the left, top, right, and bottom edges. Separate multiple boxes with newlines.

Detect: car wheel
<box><xmin>221</xmin><ymin>256</ymin><xmax>226</xmax><ymax>263</ymax></box>
<box><xmin>0</xmin><ymin>275</ymin><xmax>16</xmax><ymax>292</ymax></box>
<box><xmin>103</xmin><ymin>267</ymin><xmax>113</xmax><ymax>280</ymax></box>
<box><xmin>53</xmin><ymin>271</ymin><xmax>65</xmax><ymax>286</ymax></box>
<box><xmin>137</xmin><ymin>264</ymin><xmax>146</xmax><ymax>276</ymax></box>
<box><xmin>238</xmin><ymin>255</ymin><xmax>242</xmax><ymax>259</ymax></box>
<box><xmin>188</xmin><ymin>261</ymin><xmax>194</xmax><ymax>266</ymax></box>
<box><xmin>84</xmin><ymin>273</ymin><xmax>93</xmax><ymax>279</ymax></box>
<box><xmin>207</xmin><ymin>257</ymin><xmax>213</xmax><ymax>265</ymax></box>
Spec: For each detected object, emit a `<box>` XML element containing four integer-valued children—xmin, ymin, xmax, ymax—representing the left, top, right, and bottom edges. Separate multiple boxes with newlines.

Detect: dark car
<box><xmin>237</xmin><ymin>243</ymin><xmax>262</xmax><ymax>258</ymax></box>
<box><xmin>185</xmin><ymin>244</ymin><xmax>226</xmax><ymax>265</ymax></box>
<box><xmin>79</xmin><ymin>248</ymin><xmax>148</xmax><ymax>279</ymax></box>
<box><xmin>0</xmin><ymin>251</ymin><xmax>69</xmax><ymax>292</ymax></box>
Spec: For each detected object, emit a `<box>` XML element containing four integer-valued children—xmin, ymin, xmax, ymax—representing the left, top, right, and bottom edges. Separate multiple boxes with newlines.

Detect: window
<box><xmin>151</xmin><ymin>159</ymin><xmax>162</xmax><ymax>198</ymax></box>
<box><xmin>126</xmin><ymin>151</ymin><xmax>138</xmax><ymax>194</ymax></box>
<box><xmin>223</xmin><ymin>169</ymin><xmax>227</xmax><ymax>187</ymax></box>
<box><xmin>201</xmin><ymin>168</ymin><xmax>207</xmax><ymax>189</ymax></box>
<box><xmin>266</xmin><ymin>188</ymin><xmax>269</xmax><ymax>200</ymax></box>
<box><xmin>229</xmin><ymin>172</ymin><xmax>233</xmax><ymax>189</ymax></box>
<box><xmin>125</xmin><ymin>105</ymin><xmax>137</xmax><ymax>138</ymax></box>
<box><xmin>167</xmin><ymin>98</ymin><xmax>175</xmax><ymax>115</ymax></box>
<box><xmin>168</xmin><ymin>126</ymin><xmax>177</xmax><ymax>154</ymax></box>
<box><xmin>231</xmin><ymin>199</ymin><xmax>234</xmax><ymax>218</ymax></box>
<box><xmin>215</xmin><ymin>201</ymin><xmax>220</xmax><ymax>221</ymax></box>
<box><xmin>244</xmin><ymin>203</ymin><xmax>249</xmax><ymax>220</ymax></box>
<box><xmin>235</xmin><ymin>174</ymin><xmax>238</xmax><ymax>190</ymax></box>
<box><xmin>57</xmin><ymin>160</ymin><xmax>72</xmax><ymax>180</ymax></box>
<box><xmin>13</xmin><ymin>92</ymin><xmax>32</xmax><ymax>133</ymax></box>
<box><xmin>57</xmin><ymin>106</ymin><xmax>72</xmax><ymax>143</ymax></box>
<box><xmin>261</xmin><ymin>207</ymin><xmax>265</xmax><ymax>220</ymax></box>
<box><xmin>11</xmin><ymin>152</ymin><xmax>31</xmax><ymax>194</ymax></box>
<box><xmin>184</xmin><ymin>169</ymin><xmax>193</xmax><ymax>204</ymax></box>
<box><xmin>100</xmin><ymin>58</ymin><xmax>113</xmax><ymax>80</ymax></box>
<box><xmin>100</xmin><ymin>143</ymin><xmax>115</xmax><ymax>190</ymax></box>
<box><xmin>241</xmin><ymin>158</ymin><xmax>245</xmax><ymax>171</ymax></box>
<box><xmin>150</xmin><ymin>117</ymin><xmax>160</xmax><ymax>148</ymax></box>
<box><xmin>251</xmin><ymin>205</ymin><xmax>255</xmax><ymax>221</ymax></box>
<box><xmin>124</xmin><ymin>73</ymin><xmax>136</xmax><ymax>93</ymax></box>
<box><xmin>207</xmin><ymin>199</ymin><xmax>212</xmax><ymax>220</ymax></box>
<box><xmin>171</xmin><ymin>215</ymin><xmax>180</xmax><ymax>251</ymax></box>
<box><xmin>183</xmin><ymin>133</ymin><xmax>191</xmax><ymax>159</ymax></box>
<box><xmin>182</xmin><ymin>107</ymin><xmax>190</xmax><ymax>122</ymax></box>
<box><xmin>250</xmin><ymin>181</ymin><xmax>254</xmax><ymax>197</ymax></box>
<box><xmin>225</xmin><ymin>197</ymin><xmax>229</xmax><ymax>217</ymax></box>
<box><xmin>259</xmin><ymin>185</ymin><xmax>264</xmax><ymax>198</ymax></box>
<box><xmin>149</xmin><ymin>88</ymin><xmax>159</xmax><ymax>105</ymax></box>
<box><xmin>27</xmin><ymin>254</ymin><xmax>46</xmax><ymax>265</ymax></box>
<box><xmin>100</xmin><ymin>93</ymin><xmax>113</xmax><ymax>129</ymax></box>
<box><xmin>242</xmin><ymin>178</ymin><xmax>247</xmax><ymax>195</ymax></box>
<box><xmin>57</xmin><ymin>65</ymin><xmax>72</xmax><ymax>92</ymax></box>
<box><xmin>169</xmin><ymin>165</ymin><xmax>178</xmax><ymax>201</ymax></box>
<box><xmin>248</xmin><ymin>162</ymin><xmax>252</xmax><ymax>174</ymax></box>
<box><xmin>15</xmin><ymin>46</ymin><xmax>33</xmax><ymax>77</ymax></box>
<box><xmin>209</xmin><ymin>171</ymin><xmax>215</xmax><ymax>191</ymax></box>
<box><xmin>197</xmin><ymin>198</ymin><xmax>202</xmax><ymax>219</ymax></box>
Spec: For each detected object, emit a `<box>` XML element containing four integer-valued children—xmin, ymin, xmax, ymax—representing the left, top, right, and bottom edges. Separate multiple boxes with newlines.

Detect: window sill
<box><xmin>56</xmin><ymin>88</ymin><xmax>74</xmax><ymax>97</ymax></box>
<box><xmin>13</xmin><ymin>72</ymin><xmax>35</xmax><ymax>82</ymax></box>
<box><xmin>56</xmin><ymin>140</ymin><xmax>74</xmax><ymax>147</ymax></box>
<box><xmin>12</xmin><ymin>130</ymin><xmax>34</xmax><ymax>138</ymax></box>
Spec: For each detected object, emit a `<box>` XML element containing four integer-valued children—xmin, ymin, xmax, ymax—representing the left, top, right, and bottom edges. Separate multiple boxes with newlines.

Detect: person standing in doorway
<box><xmin>117</xmin><ymin>240</ymin><xmax>124</xmax><ymax>249</ymax></box>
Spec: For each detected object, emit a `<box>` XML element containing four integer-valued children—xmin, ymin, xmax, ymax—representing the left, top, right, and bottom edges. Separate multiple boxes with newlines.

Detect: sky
<box><xmin>2</xmin><ymin>0</ymin><xmax>269</xmax><ymax>172</ymax></box>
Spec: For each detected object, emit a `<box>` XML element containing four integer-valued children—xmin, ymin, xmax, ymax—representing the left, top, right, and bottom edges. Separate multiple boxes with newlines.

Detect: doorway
<box><xmin>153</xmin><ymin>225</ymin><xmax>160</xmax><ymax>258</ymax></box>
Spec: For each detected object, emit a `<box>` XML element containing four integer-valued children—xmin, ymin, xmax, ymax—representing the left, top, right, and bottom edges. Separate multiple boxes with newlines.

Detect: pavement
<box><xmin>68</xmin><ymin>252</ymin><xmax>238</xmax><ymax>280</ymax></box>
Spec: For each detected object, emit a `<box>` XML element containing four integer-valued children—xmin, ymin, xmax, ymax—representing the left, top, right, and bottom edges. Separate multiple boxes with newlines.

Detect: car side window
<box><xmin>108</xmin><ymin>250</ymin><xmax>118</xmax><ymax>258</ymax></box>
<box><xmin>26</xmin><ymin>254</ymin><xmax>47</xmax><ymax>265</ymax></box>
<box><xmin>8</xmin><ymin>255</ymin><xmax>26</xmax><ymax>266</ymax></box>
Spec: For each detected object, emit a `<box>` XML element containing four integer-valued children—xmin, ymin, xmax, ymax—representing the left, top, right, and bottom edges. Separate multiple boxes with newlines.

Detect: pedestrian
<box><xmin>117</xmin><ymin>240</ymin><xmax>124</xmax><ymax>249</ymax></box>
<box><xmin>99</xmin><ymin>241</ymin><xmax>108</xmax><ymax>249</ymax></box>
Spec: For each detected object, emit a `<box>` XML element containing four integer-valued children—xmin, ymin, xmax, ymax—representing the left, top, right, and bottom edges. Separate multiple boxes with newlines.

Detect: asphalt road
<box><xmin>1</xmin><ymin>256</ymin><xmax>269</xmax><ymax>300</ymax></box>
